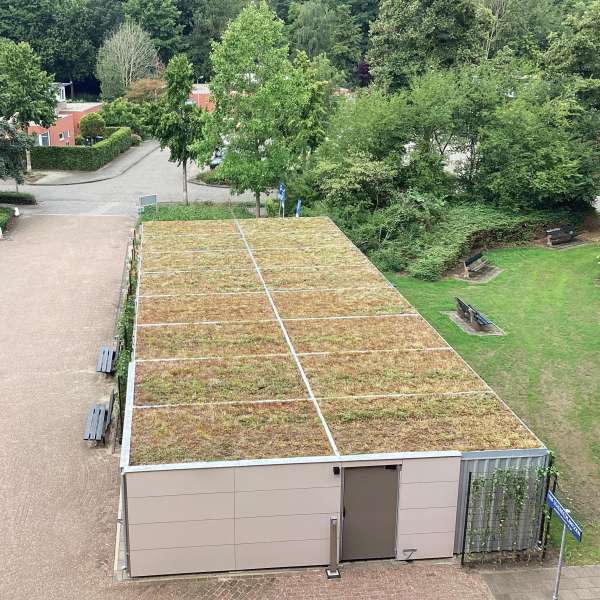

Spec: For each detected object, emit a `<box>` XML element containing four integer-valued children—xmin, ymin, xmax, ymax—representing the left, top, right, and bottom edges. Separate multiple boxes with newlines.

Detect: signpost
<box><xmin>278</xmin><ymin>183</ymin><xmax>286</xmax><ymax>217</ymax></box>
<box><xmin>546</xmin><ymin>491</ymin><xmax>583</xmax><ymax>600</ymax></box>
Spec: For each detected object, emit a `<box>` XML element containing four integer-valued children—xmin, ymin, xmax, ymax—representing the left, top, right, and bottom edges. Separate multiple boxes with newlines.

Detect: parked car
<box><xmin>209</xmin><ymin>148</ymin><xmax>224</xmax><ymax>170</ymax></box>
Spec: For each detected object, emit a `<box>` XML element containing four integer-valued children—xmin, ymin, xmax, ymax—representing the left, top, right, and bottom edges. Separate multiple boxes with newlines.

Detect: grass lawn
<box><xmin>389</xmin><ymin>244</ymin><xmax>600</xmax><ymax>564</ymax></box>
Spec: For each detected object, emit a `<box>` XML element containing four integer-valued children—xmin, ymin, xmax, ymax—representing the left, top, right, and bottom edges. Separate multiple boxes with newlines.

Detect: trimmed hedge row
<box><xmin>31</xmin><ymin>127</ymin><xmax>132</xmax><ymax>171</ymax></box>
<box><xmin>0</xmin><ymin>191</ymin><xmax>36</xmax><ymax>205</ymax></box>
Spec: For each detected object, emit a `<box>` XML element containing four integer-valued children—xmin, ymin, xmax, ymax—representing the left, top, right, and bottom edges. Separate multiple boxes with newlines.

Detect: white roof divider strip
<box><xmin>134</xmin><ymin>397</ymin><xmax>311</xmax><ymax>409</ymax></box>
<box><xmin>141</xmin><ymin>262</ymin><xmax>370</xmax><ymax>275</ymax></box>
<box><xmin>315</xmin><ymin>390</ymin><xmax>494</xmax><ymax>401</ymax></box>
<box><xmin>137</xmin><ymin>285</ymin><xmax>391</xmax><ymax>299</ymax></box>
<box><xmin>138</xmin><ymin>318</ymin><xmax>279</xmax><ymax>327</ymax></box>
<box><xmin>136</xmin><ymin>352</ymin><xmax>291</xmax><ymax>363</ymax></box>
<box><xmin>136</xmin><ymin>313</ymin><xmax>419</xmax><ymax>327</ymax></box>
<box><xmin>135</xmin><ymin>346</ymin><xmax>454</xmax><ymax>364</ymax></box>
<box><xmin>142</xmin><ymin>243</ymin><xmax>355</xmax><ymax>255</ymax></box>
<box><xmin>235</xmin><ymin>219</ymin><xmax>340</xmax><ymax>457</ymax></box>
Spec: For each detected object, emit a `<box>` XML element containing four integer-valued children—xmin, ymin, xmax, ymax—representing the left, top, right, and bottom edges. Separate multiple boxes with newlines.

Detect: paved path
<box><xmin>1</xmin><ymin>148</ymin><xmax>255</xmax><ymax>216</ymax></box>
<box><xmin>483</xmin><ymin>565</ymin><xmax>600</xmax><ymax>600</ymax></box>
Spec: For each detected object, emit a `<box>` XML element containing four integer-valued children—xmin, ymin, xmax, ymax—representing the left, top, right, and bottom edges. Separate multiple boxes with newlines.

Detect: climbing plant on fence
<box><xmin>462</xmin><ymin>464</ymin><xmax>558</xmax><ymax>565</ymax></box>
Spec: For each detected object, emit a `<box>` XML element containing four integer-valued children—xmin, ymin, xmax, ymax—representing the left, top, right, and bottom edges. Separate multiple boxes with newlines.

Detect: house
<box><xmin>188</xmin><ymin>83</ymin><xmax>215</xmax><ymax>111</ymax></box>
<box><xmin>27</xmin><ymin>83</ymin><xmax>102</xmax><ymax>146</ymax></box>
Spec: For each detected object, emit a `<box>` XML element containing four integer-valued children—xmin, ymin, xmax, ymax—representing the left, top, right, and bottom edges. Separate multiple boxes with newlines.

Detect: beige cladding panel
<box><xmin>126</xmin><ymin>467</ymin><xmax>234</xmax><ymax>497</ymax></box>
<box><xmin>395</xmin><ymin>457</ymin><xmax>460</xmax><ymax>561</ymax></box>
<box><xmin>235</xmin><ymin>463</ymin><xmax>340</xmax><ymax>491</ymax></box>
<box><xmin>235</xmin><ymin>487</ymin><xmax>340</xmax><ymax>519</ymax></box>
<box><xmin>396</xmin><ymin>532</ymin><xmax>454</xmax><ymax>560</ymax></box>
<box><xmin>235</xmin><ymin>513</ymin><xmax>333</xmax><ymax>544</ymax></box>
<box><xmin>400</xmin><ymin>457</ymin><xmax>461</xmax><ymax>483</ymax></box>
<box><xmin>397</xmin><ymin>506</ymin><xmax>457</xmax><ymax>535</ymax></box>
<box><xmin>129</xmin><ymin>519</ymin><xmax>235</xmax><ymax>551</ymax></box>
<box><xmin>128</xmin><ymin>492</ymin><xmax>234</xmax><ymax>524</ymax></box>
<box><xmin>129</xmin><ymin>545</ymin><xmax>235</xmax><ymax>577</ymax></box>
<box><xmin>235</xmin><ymin>539</ymin><xmax>330</xmax><ymax>570</ymax></box>
<box><xmin>398</xmin><ymin>481</ymin><xmax>459</xmax><ymax>509</ymax></box>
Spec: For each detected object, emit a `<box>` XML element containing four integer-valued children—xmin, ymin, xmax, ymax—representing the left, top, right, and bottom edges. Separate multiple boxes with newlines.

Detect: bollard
<box><xmin>325</xmin><ymin>515</ymin><xmax>341</xmax><ymax>579</ymax></box>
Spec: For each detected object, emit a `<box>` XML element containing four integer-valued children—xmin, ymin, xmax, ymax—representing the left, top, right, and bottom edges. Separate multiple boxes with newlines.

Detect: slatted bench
<box><xmin>546</xmin><ymin>225</ymin><xmax>576</xmax><ymax>246</ymax></box>
<box><xmin>96</xmin><ymin>345</ymin><xmax>117</xmax><ymax>374</ymax></box>
<box><xmin>84</xmin><ymin>390</ymin><xmax>115</xmax><ymax>446</ymax></box>
<box><xmin>463</xmin><ymin>252</ymin><xmax>490</xmax><ymax>278</ymax></box>
<box><xmin>455</xmin><ymin>297</ymin><xmax>493</xmax><ymax>332</ymax></box>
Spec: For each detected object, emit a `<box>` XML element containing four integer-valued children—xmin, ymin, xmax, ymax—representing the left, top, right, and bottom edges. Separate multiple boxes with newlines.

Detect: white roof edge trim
<box><xmin>123</xmin><ymin>449</ymin><xmax>464</xmax><ymax>473</ymax></box>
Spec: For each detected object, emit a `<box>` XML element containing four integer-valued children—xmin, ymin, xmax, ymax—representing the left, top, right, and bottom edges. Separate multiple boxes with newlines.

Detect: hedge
<box><xmin>0</xmin><ymin>191</ymin><xmax>36</xmax><ymax>205</ymax></box>
<box><xmin>30</xmin><ymin>127</ymin><xmax>132</xmax><ymax>171</ymax></box>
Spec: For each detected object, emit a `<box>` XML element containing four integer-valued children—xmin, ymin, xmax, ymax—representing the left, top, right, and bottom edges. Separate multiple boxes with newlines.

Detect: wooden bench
<box><xmin>455</xmin><ymin>297</ymin><xmax>493</xmax><ymax>332</ymax></box>
<box><xmin>84</xmin><ymin>390</ymin><xmax>115</xmax><ymax>445</ymax></box>
<box><xmin>546</xmin><ymin>224</ymin><xmax>576</xmax><ymax>246</ymax></box>
<box><xmin>96</xmin><ymin>345</ymin><xmax>117</xmax><ymax>374</ymax></box>
<box><xmin>464</xmin><ymin>252</ymin><xmax>490</xmax><ymax>278</ymax></box>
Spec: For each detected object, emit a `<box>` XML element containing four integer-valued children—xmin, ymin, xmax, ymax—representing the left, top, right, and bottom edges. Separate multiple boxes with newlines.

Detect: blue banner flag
<box><xmin>546</xmin><ymin>491</ymin><xmax>583</xmax><ymax>542</ymax></box>
<box><xmin>295</xmin><ymin>199</ymin><xmax>302</xmax><ymax>217</ymax></box>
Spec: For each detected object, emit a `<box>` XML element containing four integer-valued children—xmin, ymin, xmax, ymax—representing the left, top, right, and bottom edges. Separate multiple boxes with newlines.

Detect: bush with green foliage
<box><xmin>101</xmin><ymin>98</ymin><xmax>150</xmax><ymax>137</ymax></box>
<box><xmin>0</xmin><ymin>207</ymin><xmax>12</xmax><ymax>229</ymax></box>
<box><xmin>0</xmin><ymin>191</ymin><xmax>36</xmax><ymax>205</ymax></box>
<box><xmin>406</xmin><ymin>203</ymin><xmax>577</xmax><ymax>280</ymax></box>
<box><xmin>31</xmin><ymin>127</ymin><xmax>132</xmax><ymax>171</ymax></box>
<box><xmin>79</xmin><ymin>112</ymin><xmax>106</xmax><ymax>139</ymax></box>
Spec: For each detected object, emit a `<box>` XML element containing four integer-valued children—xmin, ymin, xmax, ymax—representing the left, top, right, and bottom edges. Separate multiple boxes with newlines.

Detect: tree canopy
<box><xmin>96</xmin><ymin>22</ymin><xmax>159</xmax><ymax>100</ymax></box>
<box><xmin>0</xmin><ymin>38</ymin><xmax>56</xmax><ymax>128</ymax></box>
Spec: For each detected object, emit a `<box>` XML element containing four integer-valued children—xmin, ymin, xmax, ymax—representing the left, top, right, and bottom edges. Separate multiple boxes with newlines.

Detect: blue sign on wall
<box><xmin>546</xmin><ymin>491</ymin><xmax>583</xmax><ymax>542</ymax></box>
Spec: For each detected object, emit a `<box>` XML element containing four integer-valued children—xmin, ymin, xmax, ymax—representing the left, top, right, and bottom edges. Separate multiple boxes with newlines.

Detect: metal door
<box><xmin>341</xmin><ymin>466</ymin><xmax>398</xmax><ymax>560</ymax></box>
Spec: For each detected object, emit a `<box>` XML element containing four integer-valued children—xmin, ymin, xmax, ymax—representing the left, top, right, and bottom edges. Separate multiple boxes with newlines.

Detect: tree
<box><xmin>96</xmin><ymin>22</ymin><xmax>159</xmax><ymax>100</ymax></box>
<box><xmin>151</xmin><ymin>54</ymin><xmax>205</xmax><ymax>204</ymax></box>
<box><xmin>124</xmin><ymin>0</ymin><xmax>182</xmax><ymax>61</ymax></box>
<box><xmin>126</xmin><ymin>78</ymin><xmax>166</xmax><ymax>103</ymax></box>
<box><xmin>0</xmin><ymin>39</ymin><xmax>56</xmax><ymax>128</ymax></box>
<box><xmin>545</xmin><ymin>1</ymin><xmax>600</xmax><ymax>109</ymax></box>
<box><xmin>475</xmin><ymin>87</ymin><xmax>599</xmax><ymax>209</ymax></box>
<box><xmin>203</xmin><ymin>2</ymin><xmax>310</xmax><ymax>217</ymax></box>
<box><xmin>188</xmin><ymin>0</ymin><xmax>248</xmax><ymax>79</ymax></box>
<box><xmin>0</xmin><ymin>116</ymin><xmax>32</xmax><ymax>185</ymax></box>
<box><xmin>79</xmin><ymin>112</ymin><xmax>106</xmax><ymax>139</ymax></box>
<box><xmin>101</xmin><ymin>98</ymin><xmax>150</xmax><ymax>136</ymax></box>
<box><xmin>480</xmin><ymin>0</ymin><xmax>563</xmax><ymax>60</ymax></box>
<box><xmin>0</xmin><ymin>0</ymin><xmax>123</xmax><ymax>84</ymax></box>
<box><xmin>287</xmin><ymin>1</ymin><xmax>361</xmax><ymax>82</ymax></box>
<box><xmin>368</xmin><ymin>0</ymin><xmax>488</xmax><ymax>90</ymax></box>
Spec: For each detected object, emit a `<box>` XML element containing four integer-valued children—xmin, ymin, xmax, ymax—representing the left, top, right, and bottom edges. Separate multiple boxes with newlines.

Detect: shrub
<box><xmin>74</xmin><ymin>135</ymin><xmax>85</xmax><ymax>146</ymax></box>
<box><xmin>0</xmin><ymin>191</ymin><xmax>36</xmax><ymax>204</ymax></box>
<box><xmin>196</xmin><ymin>168</ymin><xmax>230</xmax><ymax>186</ymax></box>
<box><xmin>407</xmin><ymin>203</ymin><xmax>577</xmax><ymax>280</ymax></box>
<box><xmin>101</xmin><ymin>98</ymin><xmax>150</xmax><ymax>137</ymax></box>
<box><xmin>30</xmin><ymin>127</ymin><xmax>132</xmax><ymax>171</ymax></box>
<box><xmin>131</xmin><ymin>133</ymin><xmax>142</xmax><ymax>146</ymax></box>
<box><xmin>79</xmin><ymin>112</ymin><xmax>105</xmax><ymax>139</ymax></box>
<box><xmin>0</xmin><ymin>207</ymin><xmax>12</xmax><ymax>229</ymax></box>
